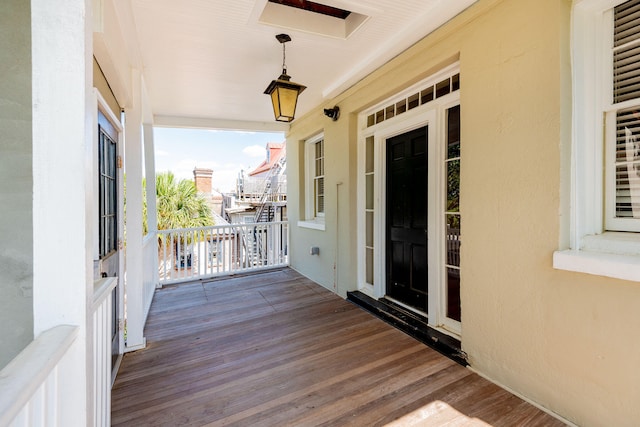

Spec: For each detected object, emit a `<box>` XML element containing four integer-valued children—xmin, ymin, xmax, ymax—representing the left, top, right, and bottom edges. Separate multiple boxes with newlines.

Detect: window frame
<box><xmin>298</xmin><ymin>132</ymin><xmax>326</xmax><ymax>230</ymax></box>
<box><xmin>98</xmin><ymin>124</ymin><xmax>118</xmax><ymax>259</ymax></box>
<box><xmin>604</xmin><ymin>0</ymin><xmax>640</xmax><ymax>231</ymax></box>
<box><xmin>553</xmin><ymin>0</ymin><xmax>640</xmax><ymax>282</ymax></box>
<box><xmin>313</xmin><ymin>137</ymin><xmax>325</xmax><ymax>218</ymax></box>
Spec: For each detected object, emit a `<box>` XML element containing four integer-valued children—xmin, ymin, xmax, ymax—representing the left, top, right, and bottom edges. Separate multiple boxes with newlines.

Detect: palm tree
<box><xmin>152</xmin><ymin>172</ymin><xmax>215</xmax><ymax>270</ymax></box>
<box><xmin>155</xmin><ymin>171</ymin><xmax>214</xmax><ymax>231</ymax></box>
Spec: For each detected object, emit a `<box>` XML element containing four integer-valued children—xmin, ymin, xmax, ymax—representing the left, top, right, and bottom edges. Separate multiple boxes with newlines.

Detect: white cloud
<box><xmin>161</xmin><ymin>159</ymin><xmax>217</xmax><ymax>182</ymax></box>
<box><xmin>212</xmin><ymin>169</ymin><xmax>242</xmax><ymax>193</ymax></box>
<box><xmin>242</xmin><ymin>145</ymin><xmax>266</xmax><ymax>158</ymax></box>
<box><xmin>158</xmin><ymin>159</ymin><xmax>253</xmax><ymax>193</ymax></box>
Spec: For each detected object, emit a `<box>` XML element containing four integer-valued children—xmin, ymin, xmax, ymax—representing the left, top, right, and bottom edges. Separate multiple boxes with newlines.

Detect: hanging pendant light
<box><xmin>264</xmin><ymin>34</ymin><xmax>306</xmax><ymax>123</ymax></box>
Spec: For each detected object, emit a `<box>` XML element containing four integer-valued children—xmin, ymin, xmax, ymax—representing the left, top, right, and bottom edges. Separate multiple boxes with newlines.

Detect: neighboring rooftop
<box><xmin>249</xmin><ymin>142</ymin><xmax>285</xmax><ymax>176</ymax></box>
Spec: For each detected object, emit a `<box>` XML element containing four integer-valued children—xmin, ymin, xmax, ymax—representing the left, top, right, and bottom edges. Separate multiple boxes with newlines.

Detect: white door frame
<box><xmin>94</xmin><ymin>89</ymin><xmax>125</xmax><ymax>376</ymax></box>
<box><xmin>357</xmin><ymin>65</ymin><xmax>461</xmax><ymax>336</ymax></box>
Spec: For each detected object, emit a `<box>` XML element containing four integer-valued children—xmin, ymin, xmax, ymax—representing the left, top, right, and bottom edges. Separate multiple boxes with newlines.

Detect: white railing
<box><xmin>142</xmin><ymin>233</ymin><xmax>159</xmax><ymax>323</ymax></box>
<box><xmin>91</xmin><ymin>277</ymin><xmax>117</xmax><ymax>427</ymax></box>
<box><xmin>446</xmin><ymin>227</ymin><xmax>461</xmax><ymax>267</ymax></box>
<box><xmin>238</xmin><ymin>176</ymin><xmax>287</xmax><ymax>202</ymax></box>
<box><xmin>0</xmin><ymin>277</ymin><xmax>118</xmax><ymax>427</ymax></box>
<box><xmin>157</xmin><ymin>221</ymin><xmax>289</xmax><ymax>285</ymax></box>
<box><xmin>0</xmin><ymin>325</ymin><xmax>79</xmax><ymax>426</ymax></box>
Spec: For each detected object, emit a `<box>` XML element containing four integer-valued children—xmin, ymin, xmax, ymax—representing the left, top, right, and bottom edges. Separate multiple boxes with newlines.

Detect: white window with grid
<box><xmin>554</xmin><ymin>0</ymin><xmax>640</xmax><ymax>282</ymax></box>
<box><xmin>298</xmin><ymin>133</ymin><xmax>326</xmax><ymax>230</ymax></box>
<box><xmin>606</xmin><ymin>0</ymin><xmax>640</xmax><ymax>231</ymax></box>
<box><xmin>313</xmin><ymin>138</ymin><xmax>325</xmax><ymax>217</ymax></box>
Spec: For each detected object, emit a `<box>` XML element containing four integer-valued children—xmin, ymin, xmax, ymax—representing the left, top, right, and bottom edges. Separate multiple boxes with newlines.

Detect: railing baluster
<box><xmin>156</xmin><ymin>222</ymin><xmax>289</xmax><ymax>285</ymax></box>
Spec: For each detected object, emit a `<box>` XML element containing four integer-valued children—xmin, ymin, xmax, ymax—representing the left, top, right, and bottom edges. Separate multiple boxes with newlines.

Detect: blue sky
<box><xmin>153</xmin><ymin>127</ymin><xmax>284</xmax><ymax>193</ymax></box>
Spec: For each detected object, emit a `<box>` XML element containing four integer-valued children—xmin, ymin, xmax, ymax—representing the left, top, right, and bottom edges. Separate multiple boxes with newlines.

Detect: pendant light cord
<box><xmin>282</xmin><ymin>42</ymin><xmax>287</xmax><ymax>74</ymax></box>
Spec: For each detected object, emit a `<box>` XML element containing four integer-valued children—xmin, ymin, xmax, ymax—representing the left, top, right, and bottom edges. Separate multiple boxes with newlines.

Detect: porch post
<box><xmin>124</xmin><ymin>69</ymin><xmax>146</xmax><ymax>351</ymax></box>
<box><xmin>31</xmin><ymin>0</ymin><xmax>92</xmax><ymax>424</ymax></box>
<box><xmin>143</xmin><ymin>123</ymin><xmax>159</xmax><ymax>287</ymax></box>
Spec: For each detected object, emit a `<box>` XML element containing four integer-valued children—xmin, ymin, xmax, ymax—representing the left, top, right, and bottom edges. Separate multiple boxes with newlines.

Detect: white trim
<box><xmin>570</xmin><ymin>0</ymin><xmax>607</xmax><ymax>247</ymax></box>
<box><xmin>123</xmin><ymin>69</ymin><xmax>147</xmax><ymax>351</ymax></box>
<box><xmin>298</xmin><ymin>219</ymin><xmax>326</xmax><ymax>231</ymax></box>
<box><xmin>554</xmin><ymin>249</ymin><xmax>640</xmax><ymax>282</ymax></box>
<box><xmin>438</xmin><ymin>99</ymin><xmax>462</xmax><ymax>335</ymax></box>
<box><xmin>153</xmin><ymin>114</ymin><xmax>289</xmax><ymax>133</ymax></box>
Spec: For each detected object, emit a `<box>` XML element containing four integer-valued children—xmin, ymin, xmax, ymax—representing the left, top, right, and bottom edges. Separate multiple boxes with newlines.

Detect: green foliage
<box><xmin>155</xmin><ymin>172</ymin><xmax>214</xmax><ymax>231</ymax></box>
<box><xmin>447</xmin><ymin>159</ymin><xmax>460</xmax><ymax>213</ymax></box>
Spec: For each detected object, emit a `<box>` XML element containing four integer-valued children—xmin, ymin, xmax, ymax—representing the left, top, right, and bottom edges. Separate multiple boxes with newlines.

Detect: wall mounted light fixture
<box><xmin>324</xmin><ymin>106</ymin><xmax>340</xmax><ymax>121</ymax></box>
<box><xmin>264</xmin><ymin>34</ymin><xmax>306</xmax><ymax>122</ymax></box>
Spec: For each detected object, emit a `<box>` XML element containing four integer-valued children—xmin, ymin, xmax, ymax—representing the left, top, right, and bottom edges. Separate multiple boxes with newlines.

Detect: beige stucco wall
<box><xmin>94</xmin><ymin>57</ymin><xmax>121</xmax><ymax>117</ymax></box>
<box><xmin>287</xmin><ymin>0</ymin><xmax>640</xmax><ymax>425</ymax></box>
<box><xmin>0</xmin><ymin>0</ymin><xmax>33</xmax><ymax>369</ymax></box>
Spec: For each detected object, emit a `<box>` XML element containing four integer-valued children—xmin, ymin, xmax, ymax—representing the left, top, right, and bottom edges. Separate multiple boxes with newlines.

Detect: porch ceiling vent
<box><xmin>268</xmin><ymin>0</ymin><xmax>351</xmax><ymax>19</ymax></box>
<box><xmin>257</xmin><ymin>0</ymin><xmax>369</xmax><ymax>39</ymax></box>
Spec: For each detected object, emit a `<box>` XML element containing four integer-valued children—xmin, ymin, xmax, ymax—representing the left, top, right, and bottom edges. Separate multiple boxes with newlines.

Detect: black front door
<box><xmin>386</xmin><ymin>126</ymin><xmax>428</xmax><ymax>311</ymax></box>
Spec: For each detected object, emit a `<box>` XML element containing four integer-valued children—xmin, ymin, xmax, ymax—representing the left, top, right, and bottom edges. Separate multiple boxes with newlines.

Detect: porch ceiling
<box><xmin>104</xmin><ymin>0</ymin><xmax>476</xmax><ymax>131</ymax></box>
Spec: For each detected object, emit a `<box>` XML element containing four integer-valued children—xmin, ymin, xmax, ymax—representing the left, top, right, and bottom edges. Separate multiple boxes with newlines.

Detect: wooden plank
<box><xmin>112</xmin><ymin>268</ymin><xmax>565</xmax><ymax>426</ymax></box>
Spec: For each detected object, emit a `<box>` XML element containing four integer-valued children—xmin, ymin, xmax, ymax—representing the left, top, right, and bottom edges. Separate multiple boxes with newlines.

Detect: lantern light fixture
<box><xmin>264</xmin><ymin>34</ymin><xmax>306</xmax><ymax>123</ymax></box>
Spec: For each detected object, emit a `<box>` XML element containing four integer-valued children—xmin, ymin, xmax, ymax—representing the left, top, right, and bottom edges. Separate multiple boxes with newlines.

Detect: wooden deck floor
<box><xmin>111</xmin><ymin>268</ymin><xmax>565</xmax><ymax>426</ymax></box>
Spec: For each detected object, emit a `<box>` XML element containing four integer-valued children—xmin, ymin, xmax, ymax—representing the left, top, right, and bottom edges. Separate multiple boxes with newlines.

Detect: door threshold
<box><xmin>347</xmin><ymin>291</ymin><xmax>467</xmax><ymax>366</ymax></box>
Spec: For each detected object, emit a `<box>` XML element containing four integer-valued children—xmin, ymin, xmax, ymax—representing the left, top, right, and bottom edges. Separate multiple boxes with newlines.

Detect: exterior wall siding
<box><xmin>286</xmin><ymin>0</ymin><xmax>640</xmax><ymax>425</ymax></box>
<box><xmin>0</xmin><ymin>0</ymin><xmax>33</xmax><ymax>369</ymax></box>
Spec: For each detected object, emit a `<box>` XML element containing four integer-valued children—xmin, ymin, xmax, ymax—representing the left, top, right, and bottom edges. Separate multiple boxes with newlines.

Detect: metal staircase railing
<box><xmin>253</xmin><ymin>155</ymin><xmax>286</xmax><ymax>223</ymax></box>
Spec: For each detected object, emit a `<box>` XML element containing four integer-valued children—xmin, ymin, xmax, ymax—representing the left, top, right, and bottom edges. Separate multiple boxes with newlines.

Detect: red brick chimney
<box><xmin>193</xmin><ymin>168</ymin><xmax>213</xmax><ymax>194</ymax></box>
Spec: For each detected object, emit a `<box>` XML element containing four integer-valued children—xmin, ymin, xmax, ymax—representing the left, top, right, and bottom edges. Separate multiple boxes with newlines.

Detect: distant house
<box><xmin>225</xmin><ymin>142</ymin><xmax>287</xmax><ymax>224</ymax></box>
<box><xmin>247</xmin><ymin>142</ymin><xmax>285</xmax><ymax>178</ymax></box>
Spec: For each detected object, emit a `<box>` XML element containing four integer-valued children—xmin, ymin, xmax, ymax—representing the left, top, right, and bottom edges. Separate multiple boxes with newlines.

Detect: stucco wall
<box><xmin>287</xmin><ymin>0</ymin><xmax>640</xmax><ymax>425</ymax></box>
<box><xmin>94</xmin><ymin>57</ymin><xmax>121</xmax><ymax>117</ymax></box>
<box><xmin>0</xmin><ymin>0</ymin><xmax>33</xmax><ymax>369</ymax></box>
<box><xmin>287</xmin><ymin>110</ymin><xmax>358</xmax><ymax>295</ymax></box>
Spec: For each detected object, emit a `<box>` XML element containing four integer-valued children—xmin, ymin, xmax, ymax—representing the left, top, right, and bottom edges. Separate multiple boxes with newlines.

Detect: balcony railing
<box><xmin>238</xmin><ymin>176</ymin><xmax>287</xmax><ymax>203</ymax></box>
<box><xmin>0</xmin><ymin>275</ymin><xmax>117</xmax><ymax>427</ymax></box>
<box><xmin>157</xmin><ymin>221</ymin><xmax>289</xmax><ymax>285</ymax></box>
<box><xmin>0</xmin><ymin>326</ymin><xmax>80</xmax><ymax>426</ymax></box>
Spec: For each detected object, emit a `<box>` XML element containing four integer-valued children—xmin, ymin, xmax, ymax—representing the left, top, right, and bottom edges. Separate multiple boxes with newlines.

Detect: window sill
<box><xmin>553</xmin><ymin>233</ymin><xmax>640</xmax><ymax>282</ymax></box>
<box><xmin>297</xmin><ymin>219</ymin><xmax>325</xmax><ymax>231</ymax></box>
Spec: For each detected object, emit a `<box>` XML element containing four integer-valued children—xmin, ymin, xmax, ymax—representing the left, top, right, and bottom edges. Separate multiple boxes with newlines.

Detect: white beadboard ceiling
<box><xmin>112</xmin><ymin>0</ymin><xmax>476</xmax><ymax>131</ymax></box>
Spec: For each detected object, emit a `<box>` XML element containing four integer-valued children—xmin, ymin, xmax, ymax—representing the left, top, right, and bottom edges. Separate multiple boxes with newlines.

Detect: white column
<box><xmin>143</xmin><ymin>123</ymin><xmax>159</xmax><ymax>287</ymax></box>
<box><xmin>124</xmin><ymin>69</ymin><xmax>146</xmax><ymax>351</ymax></box>
<box><xmin>31</xmin><ymin>0</ymin><xmax>92</xmax><ymax>425</ymax></box>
